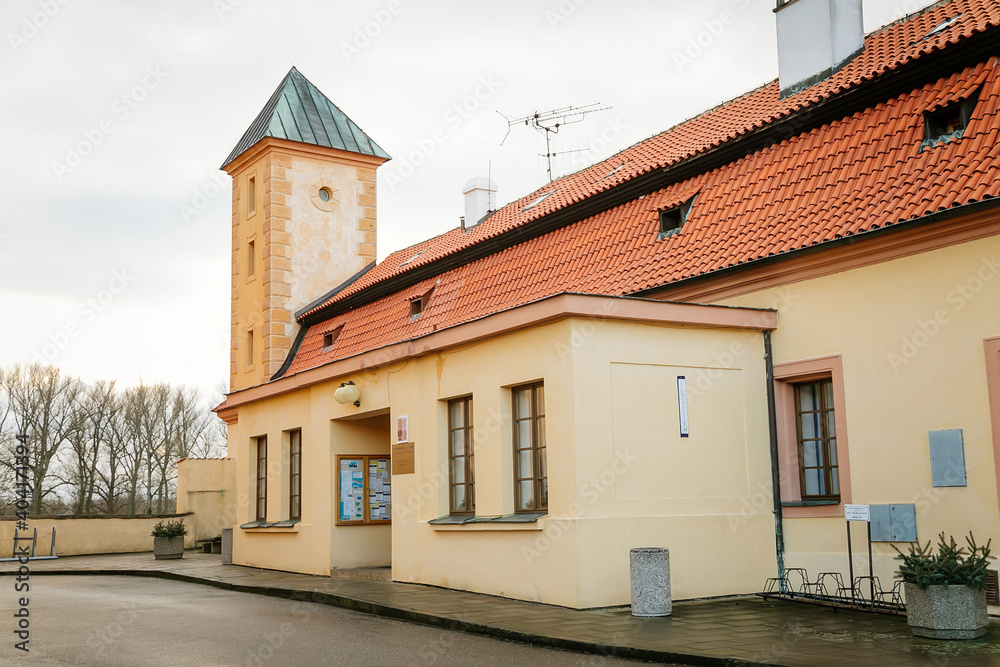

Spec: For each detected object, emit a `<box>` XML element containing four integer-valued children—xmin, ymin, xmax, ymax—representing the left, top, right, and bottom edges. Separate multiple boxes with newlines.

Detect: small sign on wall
<box><xmin>392</xmin><ymin>442</ymin><xmax>414</xmax><ymax>475</ymax></box>
<box><xmin>677</xmin><ymin>376</ymin><xmax>689</xmax><ymax>438</ymax></box>
<box><xmin>844</xmin><ymin>504</ymin><xmax>870</xmax><ymax>522</ymax></box>
<box><xmin>396</xmin><ymin>415</ymin><xmax>409</xmax><ymax>444</ymax></box>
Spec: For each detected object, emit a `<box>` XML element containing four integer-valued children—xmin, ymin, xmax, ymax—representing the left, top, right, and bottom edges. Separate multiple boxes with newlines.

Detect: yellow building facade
<box><xmin>216</xmin><ymin>2</ymin><xmax>1000</xmax><ymax>609</ymax></box>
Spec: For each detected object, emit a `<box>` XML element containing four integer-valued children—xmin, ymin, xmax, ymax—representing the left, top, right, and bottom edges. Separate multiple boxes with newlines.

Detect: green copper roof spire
<box><xmin>222</xmin><ymin>67</ymin><xmax>390</xmax><ymax>167</ymax></box>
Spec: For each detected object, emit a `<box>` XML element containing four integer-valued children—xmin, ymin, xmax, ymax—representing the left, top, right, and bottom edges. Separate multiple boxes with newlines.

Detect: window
<box><xmin>245</xmin><ymin>329</ymin><xmax>254</xmax><ymax>368</ymax></box>
<box><xmin>255</xmin><ymin>436</ymin><xmax>267</xmax><ymax>521</ymax></box>
<box><xmin>924</xmin><ymin>89</ymin><xmax>980</xmax><ymax>147</ymax></box>
<box><xmin>247</xmin><ymin>239</ymin><xmax>255</xmax><ymax>278</ymax></box>
<box><xmin>513</xmin><ymin>382</ymin><xmax>546</xmax><ymax>512</ymax></box>
<box><xmin>289</xmin><ymin>429</ymin><xmax>301</xmax><ymax>520</ymax></box>
<box><xmin>773</xmin><ymin>355</ymin><xmax>852</xmax><ymax>517</ymax></box>
<box><xmin>247</xmin><ymin>176</ymin><xmax>256</xmax><ymax>215</ymax></box>
<box><xmin>448</xmin><ymin>397</ymin><xmax>475</xmax><ymax>514</ymax></box>
<box><xmin>322</xmin><ymin>326</ymin><xmax>342</xmax><ymax>351</ymax></box>
<box><xmin>409</xmin><ymin>288</ymin><xmax>434</xmax><ymax>320</ymax></box>
<box><xmin>794</xmin><ymin>379</ymin><xmax>839</xmax><ymax>501</ymax></box>
<box><xmin>658</xmin><ymin>195</ymin><xmax>696</xmax><ymax>238</ymax></box>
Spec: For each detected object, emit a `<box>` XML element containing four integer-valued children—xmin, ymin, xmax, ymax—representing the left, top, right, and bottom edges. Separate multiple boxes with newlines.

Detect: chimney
<box><xmin>775</xmin><ymin>0</ymin><xmax>864</xmax><ymax>98</ymax></box>
<box><xmin>462</xmin><ymin>177</ymin><xmax>497</xmax><ymax>228</ymax></box>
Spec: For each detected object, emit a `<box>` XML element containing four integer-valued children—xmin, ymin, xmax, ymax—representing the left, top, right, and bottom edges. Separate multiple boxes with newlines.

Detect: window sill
<box><xmin>781</xmin><ymin>500</ymin><xmax>840</xmax><ymax>507</ymax></box>
<box><xmin>240</xmin><ymin>519</ymin><xmax>301</xmax><ymax>533</ymax></box>
<box><xmin>428</xmin><ymin>512</ymin><xmax>547</xmax><ymax>531</ymax></box>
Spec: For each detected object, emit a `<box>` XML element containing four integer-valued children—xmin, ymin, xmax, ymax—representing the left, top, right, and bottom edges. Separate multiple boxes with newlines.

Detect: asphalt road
<box><xmin>8</xmin><ymin>575</ymin><xmax>671</xmax><ymax>666</ymax></box>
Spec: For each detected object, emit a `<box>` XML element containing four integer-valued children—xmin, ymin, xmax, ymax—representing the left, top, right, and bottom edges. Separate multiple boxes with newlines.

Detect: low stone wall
<box><xmin>0</xmin><ymin>514</ymin><xmax>197</xmax><ymax>556</ymax></box>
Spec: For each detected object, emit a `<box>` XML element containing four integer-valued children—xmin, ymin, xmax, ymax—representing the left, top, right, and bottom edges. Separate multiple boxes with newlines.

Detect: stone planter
<box><xmin>904</xmin><ymin>583</ymin><xmax>987</xmax><ymax>639</ymax></box>
<box><xmin>153</xmin><ymin>535</ymin><xmax>185</xmax><ymax>560</ymax></box>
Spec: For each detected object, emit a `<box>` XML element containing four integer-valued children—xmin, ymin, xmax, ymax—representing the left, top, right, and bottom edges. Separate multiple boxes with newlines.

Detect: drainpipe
<box><xmin>764</xmin><ymin>330</ymin><xmax>786</xmax><ymax>591</ymax></box>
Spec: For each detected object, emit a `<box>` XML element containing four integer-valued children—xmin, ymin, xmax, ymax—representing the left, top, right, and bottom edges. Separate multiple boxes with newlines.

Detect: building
<box><xmin>215</xmin><ymin>0</ymin><xmax>1000</xmax><ymax>609</ymax></box>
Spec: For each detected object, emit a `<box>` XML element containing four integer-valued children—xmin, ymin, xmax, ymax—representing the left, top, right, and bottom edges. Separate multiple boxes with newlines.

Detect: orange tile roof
<box><xmin>282</xmin><ymin>0</ymin><xmax>1000</xmax><ymax>378</ymax></box>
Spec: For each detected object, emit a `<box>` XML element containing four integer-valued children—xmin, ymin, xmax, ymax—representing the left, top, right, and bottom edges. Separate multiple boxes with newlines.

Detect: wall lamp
<box><xmin>334</xmin><ymin>380</ymin><xmax>361</xmax><ymax>407</ymax></box>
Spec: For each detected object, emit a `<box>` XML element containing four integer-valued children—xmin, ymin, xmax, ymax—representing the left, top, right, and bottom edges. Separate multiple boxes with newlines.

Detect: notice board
<box><xmin>336</xmin><ymin>455</ymin><xmax>391</xmax><ymax>525</ymax></box>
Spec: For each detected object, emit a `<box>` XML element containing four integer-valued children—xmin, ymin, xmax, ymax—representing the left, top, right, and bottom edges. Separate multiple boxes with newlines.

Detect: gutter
<box><xmin>763</xmin><ymin>331</ymin><xmax>786</xmax><ymax>592</ymax></box>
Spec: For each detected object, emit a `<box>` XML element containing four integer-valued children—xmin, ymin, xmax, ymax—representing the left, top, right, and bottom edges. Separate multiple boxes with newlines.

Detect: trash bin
<box><xmin>630</xmin><ymin>547</ymin><xmax>671</xmax><ymax>617</ymax></box>
<box><xmin>221</xmin><ymin>528</ymin><xmax>233</xmax><ymax>565</ymax></box>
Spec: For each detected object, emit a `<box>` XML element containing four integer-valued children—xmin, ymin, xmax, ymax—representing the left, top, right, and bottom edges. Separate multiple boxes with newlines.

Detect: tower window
<box><xmin>247</xmin><ymin>239</ymin><xmax>255</xmax><ymax>278</ymax></box>
<box><xmin>246</xmin><ymin>329</ymin><xmax>255</xmax><ymax>368</ymax></box>
<box><xmin>923</xmin><ymin>89</ymin><xmax>980</xmax><ymax>148</ymax></box>
<box><xmin>248</xmin><ymin>176</ymin><xmax>256</xmax><ymax>215</ymax></box>
<box><xmin>658</xmin><ymin>195</ymin><xmax>696</xmax><ymax>238</ymax></box>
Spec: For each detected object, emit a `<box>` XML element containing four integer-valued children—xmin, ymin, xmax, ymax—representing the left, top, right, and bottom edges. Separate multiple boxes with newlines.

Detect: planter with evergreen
<box><xmin>151</xmin><ymin>519</ymin><xmax>188</xmax><ymax>560</ymax></box>
<box><xmin>894</xmin><ymin>531</ymin><xmax>992</xmax><ymax>639</ymax></box>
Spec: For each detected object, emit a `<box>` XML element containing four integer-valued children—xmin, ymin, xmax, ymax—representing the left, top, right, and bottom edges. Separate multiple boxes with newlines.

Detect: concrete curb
<box><xmin>21</xmin><ymin>568</ymin><xmax>781</xmax><ymax>667</ymax></box>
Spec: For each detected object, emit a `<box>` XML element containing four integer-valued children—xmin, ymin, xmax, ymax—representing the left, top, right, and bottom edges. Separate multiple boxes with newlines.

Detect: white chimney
<box><xmin>462</xmin><ymin>177</ymin><xmax>497</xmax><ymax>228</ymax></box>
<box><xmin>775</xmin><ymin>0</ymin><xmax>864</xmax><ymax>98</ymax></box>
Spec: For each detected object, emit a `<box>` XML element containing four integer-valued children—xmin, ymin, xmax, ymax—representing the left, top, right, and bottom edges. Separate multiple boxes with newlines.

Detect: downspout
<box><xmin>764</xmin><ymin>330</ymin><xmax>786</xmax><ymax>591</ymax></box>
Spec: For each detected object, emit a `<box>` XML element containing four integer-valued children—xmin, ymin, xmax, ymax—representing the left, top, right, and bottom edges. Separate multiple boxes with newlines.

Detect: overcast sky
<box><xmin>1</xmin><ymin>0</ymin><xmax>934</xmax><ymax>399</ymax></box>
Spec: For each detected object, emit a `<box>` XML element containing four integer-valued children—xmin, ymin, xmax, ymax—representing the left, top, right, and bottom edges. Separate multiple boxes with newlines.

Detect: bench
<box><xmin>198</xmin><ymin>537</ymin><xmax>222</xmax><ymax>554</ymax></box>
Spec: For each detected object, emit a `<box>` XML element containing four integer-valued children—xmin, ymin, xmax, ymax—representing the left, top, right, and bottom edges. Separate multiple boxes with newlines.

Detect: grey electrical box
<box><xmin>869</xmin><ymin>504</ymin><xmax>917</xmax><ymax>542</ymax></box>
<box><xmin>929</xmin><ymin>429</ymin><xmax>967</xmax><ymax>487</ymax></box>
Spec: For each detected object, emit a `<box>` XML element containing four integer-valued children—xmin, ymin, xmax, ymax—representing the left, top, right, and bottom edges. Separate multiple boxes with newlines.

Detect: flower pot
<box><xmin>153</xmin><ymin>535</ymin><xmax>185</xmax><ymax>560</ymax></box>
<box><xmin>904</xmin><ymin>582</ymin><xmax>987</xmax><ymax>639</ymax></box>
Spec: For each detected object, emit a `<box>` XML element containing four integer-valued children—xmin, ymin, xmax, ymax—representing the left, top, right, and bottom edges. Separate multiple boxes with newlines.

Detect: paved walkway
<box><xmin>4</xmin><ymin>551</ymin><xmax>1000</xmax><ymax>666</ymax></box>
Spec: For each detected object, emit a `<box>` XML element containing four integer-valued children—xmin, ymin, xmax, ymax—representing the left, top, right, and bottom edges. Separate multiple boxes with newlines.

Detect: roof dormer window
<box><xmin>409</xmin><ymin>288</ymin><xmax>434</xmax><ymax>320</ymax></box>
<box><xmin>322</xmin><ymin>325</ymin><xmax>343</xmax><ymax>351</ymax></box>
<box><xmin>657</xmin><ymin>195</ymin><xmax>696</xmax><ymax>239</ymax></box>
<box><xmin>923</xmin><ymin>89</ymin><xmax>980</xmax><ymax>148</ymax></box>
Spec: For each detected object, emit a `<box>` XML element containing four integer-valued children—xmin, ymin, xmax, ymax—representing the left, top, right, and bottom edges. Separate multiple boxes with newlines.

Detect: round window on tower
<box><xmin>310</xmin><ymin>182</ymin><xmax>340</xmax><ymax>212</ymax></box>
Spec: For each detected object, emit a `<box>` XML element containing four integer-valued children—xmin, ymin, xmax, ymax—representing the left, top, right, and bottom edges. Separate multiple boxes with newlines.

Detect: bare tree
<box><xmin>61</xmin><ymin>381</ymin><xmax>117</xmax><ymax>514</ymax></box>
<box><xmin>2</xmin><ymin>365</ymin><xmax>83</xmax><ymax>513</ymax></box>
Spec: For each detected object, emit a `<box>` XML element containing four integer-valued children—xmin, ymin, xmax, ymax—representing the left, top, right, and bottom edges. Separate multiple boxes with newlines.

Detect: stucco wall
<box><xmin>719</xmin><ymin>232</ymin><xmax>1000</xmax><ymax>590</ymax></box>
<box><xmin>176</xmin><ymin>458</ymin><xmax>236</xmax><ymax>543</ymax></box>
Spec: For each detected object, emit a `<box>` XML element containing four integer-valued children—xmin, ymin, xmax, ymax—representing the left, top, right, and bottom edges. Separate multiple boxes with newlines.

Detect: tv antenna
<box><xmin>499</xmin><ymin>102</ymin><xmax>611</xmax><ymax>182</ymax></box>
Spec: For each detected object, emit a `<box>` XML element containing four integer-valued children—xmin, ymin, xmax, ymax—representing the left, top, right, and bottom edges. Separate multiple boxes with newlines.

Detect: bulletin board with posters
<box><xmin>336</xmin><ymin>455</ymin><xmax>391</xmax><ymax>525</ymax></box>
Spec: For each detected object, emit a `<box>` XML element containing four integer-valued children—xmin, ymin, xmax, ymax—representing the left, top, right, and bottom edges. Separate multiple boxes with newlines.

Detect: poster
<box><xmin>396</xmin><ymin>415</ymin><xmax>409</xmax><ymax>443</ymax></box>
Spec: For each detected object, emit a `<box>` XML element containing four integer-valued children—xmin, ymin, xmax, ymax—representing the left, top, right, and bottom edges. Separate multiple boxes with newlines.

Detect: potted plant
<box><xmin>894</xmin><ymin>531</ymin><xmax>992</xmax><ymax>639</ymax></box>
<box><xmin>151</xmin><ymin>519</ymin><xmax>188</xmax><ymax>560</ymax></box>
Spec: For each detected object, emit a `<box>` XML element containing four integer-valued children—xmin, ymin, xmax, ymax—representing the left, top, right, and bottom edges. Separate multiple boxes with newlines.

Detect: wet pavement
<box><xmin>4</xmin><ymin>551</ymin><xmax>1000</xmax><ymax>666</ymax></box>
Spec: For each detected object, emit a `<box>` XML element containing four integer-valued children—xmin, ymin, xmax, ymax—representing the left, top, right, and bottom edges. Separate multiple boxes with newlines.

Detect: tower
<box><xmin>222</xmin><ymin>68</ymin><xmax>390</xmax><ymax>391</ymax></box>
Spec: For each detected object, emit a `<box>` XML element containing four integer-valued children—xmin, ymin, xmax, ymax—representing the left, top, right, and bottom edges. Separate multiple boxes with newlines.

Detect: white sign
<box><xmin>677</xmin><ymin>376</ymin><xmax>689</xmax><ymax>438</ymax></box>
<box><xmin>844</xmin><ymin>504</ymin><xmax>870</xmax><ymax>522</ymax></box>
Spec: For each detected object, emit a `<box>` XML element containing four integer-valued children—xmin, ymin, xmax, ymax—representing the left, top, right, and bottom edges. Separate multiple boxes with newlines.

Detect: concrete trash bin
<box><xmin>221</xmin><ymin>528</ymin><xmax>233</xmax><ymax>565</ymax></box>
<box><xmin>630</xmin><ymin>547</ymin><xmax>671</xmax><ymax>617</ymax></box>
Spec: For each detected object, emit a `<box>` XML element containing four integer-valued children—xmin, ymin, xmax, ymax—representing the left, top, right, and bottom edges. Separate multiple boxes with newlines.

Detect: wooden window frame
<box><xmin>448</xmin><ymin>397</ymin><xmax>475</xmax><ymax>515</ymax></box>
<box><xmin>288</xmin><ymin>429</ymin><xmax>301</xmax><ymax>521</ymax></box>
<box><xmin>255</xmin><ymin>435</ymin><xmax>267</xmax><ymax>521</ymax></box>
<box><xmin>774</xmin><ymin>355</ymin><xmax>852</xmax><ymax>518</ymax></box>
<box><xmin>513</xmin><ymin>382</ymin><xmax>547</xmax><ymax>513</ymax></box>
<box><xmin>335</xmin><ymin>454</ymin><xmax>391</xmax><ymax>526</ymax></box>
<box><xmin>793</xmin><ymin>378</ymin><xmax>840</xmax><ymax>502</ymax></box>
